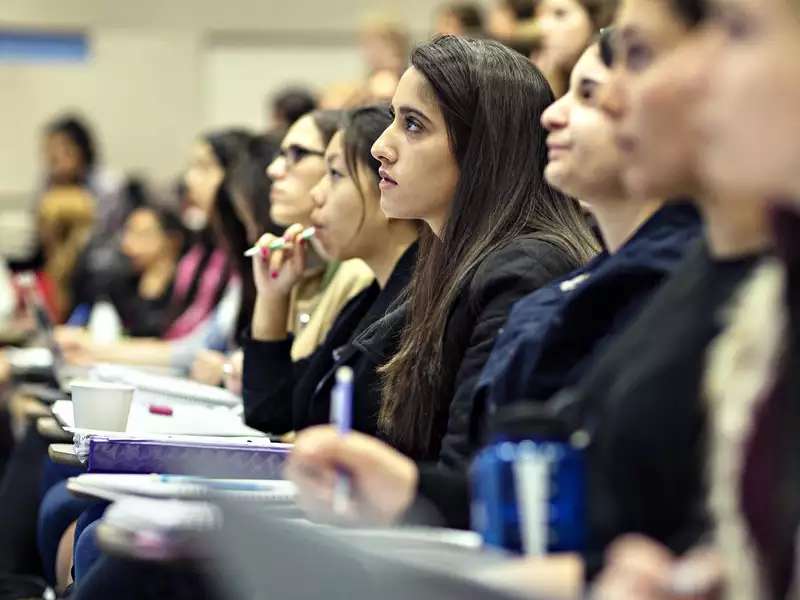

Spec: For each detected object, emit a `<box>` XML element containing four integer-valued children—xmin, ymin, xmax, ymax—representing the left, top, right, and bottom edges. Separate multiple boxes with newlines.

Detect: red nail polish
<box><xmin>261</xmin><ymin>247</ymin><xmax>270</xmax><ymax>259</ymax></box>
<box><xmin>271</xmin><ymin>271</ymin><xmax>279</xmax><ymax>279</ymax></box>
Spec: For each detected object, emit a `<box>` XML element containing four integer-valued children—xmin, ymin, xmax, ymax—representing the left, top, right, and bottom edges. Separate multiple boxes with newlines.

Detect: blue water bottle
<box><xmin>470</xmin><ymin>403</ymin><xmax>587</xmax><ymax>555</ymax></box>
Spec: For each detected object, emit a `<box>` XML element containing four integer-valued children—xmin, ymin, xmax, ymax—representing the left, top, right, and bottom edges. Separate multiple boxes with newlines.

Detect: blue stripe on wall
<box><xmin>0</xmin><ymin>31</ymin><xmax>89</xmax><ymax>62</ymax></box>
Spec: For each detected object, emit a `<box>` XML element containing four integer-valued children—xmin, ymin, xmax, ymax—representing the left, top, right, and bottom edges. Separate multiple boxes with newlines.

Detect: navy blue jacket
<box><xmin>437</xmin><ymin>203</ymin><xmax>701</xmax><ymax>470</ymax></box>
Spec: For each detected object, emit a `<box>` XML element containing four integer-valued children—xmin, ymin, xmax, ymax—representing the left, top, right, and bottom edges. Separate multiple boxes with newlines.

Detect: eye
<box><xmin>404</xmin><ymin>116</ymin><xmax>423</xmax><ymax>133</ymax></box>
<box><xmin>328</xmin><ymin>167</ymin><xmax>345</xmax><ymax>181</ymax></box>
<box><xmin>625</xmin><ymin>42</ymin><xmax>653</xmax><ymax>72</ymax></box>
<box><xmin>553</xmin><ymin>8</ymin><xmax>567</xmax><ymax>18</ymax></box>
<box><xmin>577</xmin><ymin>81</ymin><xmax>596</xmax><ymax>102</ymax></box>
<box><xmin>721</xmin><ymin>12</ymin><xmax>755</xmax><ymax>40</ymax></box>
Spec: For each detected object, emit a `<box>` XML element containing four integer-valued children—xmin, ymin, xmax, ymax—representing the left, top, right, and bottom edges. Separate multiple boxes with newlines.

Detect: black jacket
<box><xmin>413</xmin><ymin>240</ymin><xmax>763</xmax><ymax>577</ymax></box>
<box><xmin>242</xmin><ymin>244</ymin><xmax>416</xmax><ymax>438</ymax></box>
<box><xmin>440</xmin><ymin>203</ymin><xmax>701</xmax><ymax>469</ymax></box>
<box><xmin>422</xmin><ymin>236</ymin><xmax>581</xmax><ymax>460</ymax></box>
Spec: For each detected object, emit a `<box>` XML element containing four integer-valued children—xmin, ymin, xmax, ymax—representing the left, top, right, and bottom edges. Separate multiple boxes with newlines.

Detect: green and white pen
<box><xmin>244</xmin><ymin>226</ymin><xmax>315</xmax><ymax>257</ymax></box>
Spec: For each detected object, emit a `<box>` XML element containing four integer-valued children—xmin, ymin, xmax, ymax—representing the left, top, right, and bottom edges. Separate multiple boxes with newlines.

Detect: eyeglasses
<box><xmin>277</xmin><ymin>144</ymin><xmax>326</xmax><ymax>168</ymax></box>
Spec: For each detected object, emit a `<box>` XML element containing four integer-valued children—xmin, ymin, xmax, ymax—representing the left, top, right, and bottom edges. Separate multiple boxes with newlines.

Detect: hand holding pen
<box><xmin>249</xmin><ymin>224</ymin><xmax>315</xmax><ymax>298</ymax></box>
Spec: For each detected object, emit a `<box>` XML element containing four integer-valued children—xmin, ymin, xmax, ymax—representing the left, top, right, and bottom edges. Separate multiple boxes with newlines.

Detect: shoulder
<box><xmin>328</xmin><ymin>259</ymin><xmax>374</xmax><ymax>290</ymax></box>
<box><xmin>469</xmin><ymin>236</ymin><xmax>580</xmax><ymax>298</ymax></box>
<box><xmin>315</xmin><ymin>259</ymin><xmax>375</xmax><ymax>313</ymax></box>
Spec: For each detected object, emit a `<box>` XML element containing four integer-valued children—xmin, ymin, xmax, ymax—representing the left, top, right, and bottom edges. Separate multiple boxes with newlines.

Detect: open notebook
<box><xmin>90</xmin><ymin>364</ymin><xmax>241</xmax><ymax>407</ymax></box>
<box><xmin>52</xmin><ymin>397</ymin><xmax>263</xmax><ymax>437</ymax></box>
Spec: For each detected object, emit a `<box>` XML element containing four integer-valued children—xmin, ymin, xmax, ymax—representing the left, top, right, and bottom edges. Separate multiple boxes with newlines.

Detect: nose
<box><xmin>371</xmin><ymin>125</ymin><xmax>396</xmax><ymax>165</ymax></box>
<box><xmin>267</xmin><ymin>154</ymin><xmax>287</xmax><ymax>181</ymax></box>
<box><xmin>310</xmin><ymin>176</ymin><xmax>327</xmax><ymax>208</ymax></box>
<box><xmin>541</xmin><ymin>95</ymin><xmax>569</xmax><ymax>132</ymax></box>
<box><xmin>598</xmin><ymin>68</ymin><xmax>628</xmax><ymax>122</ymax></box>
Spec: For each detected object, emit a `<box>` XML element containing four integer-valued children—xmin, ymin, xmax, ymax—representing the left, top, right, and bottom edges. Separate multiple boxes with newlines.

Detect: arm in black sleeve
<box><xmin>242</xmin><ymin>335</ymin><xmax>310</xmax><ymax>435</ymax></box>
<box><xmin>404</xmin><ymin>463</ymin><xmax>472</xmax><ymax>529</ymax></box>
<box><xmin>438</xmin><ymin>240</ymin><xmax>577</xmax><ymax>471</ymax></box>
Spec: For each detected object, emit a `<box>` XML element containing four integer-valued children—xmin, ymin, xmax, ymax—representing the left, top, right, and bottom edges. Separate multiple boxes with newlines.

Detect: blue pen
<box><xmin>330</xmin><ymin>366</ymin><xmax>354</xmax><ymax>514</ymax></box>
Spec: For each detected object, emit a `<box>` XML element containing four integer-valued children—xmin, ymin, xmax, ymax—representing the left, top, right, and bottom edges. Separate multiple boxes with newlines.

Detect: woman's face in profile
<box><xmin>542</xmin><ymin>44</ymin><xmax>626</xmax><ymax>203</ymax></box>
<box><xmin>371</xmin><ymin>67</ymin><xmax>460</xmax><ymax>235</ymax></box>
<box><xmin>693</xmin><ymin>0</ymin><xmax>800</xmax><ymax>199</ymax></box>
<box><xmin>266</xmin><ymin>115</ymin><xmax>328</xmax><ymax>228</ymax></box>
<box><xmin>533</xmin><ymin>0</ymin><xmax>594</xmax><ymax>73</ymax></box>
<box><xmin>599</xmin><ymin>0</ymin><xmax>703</xmax><ymax>200</ymax></box>
<box><xmin>310</xmin><ymin>132</ymin><xmax>378</xmax><ymax>261</ymax></box>
<box><xmin>184</xmin><ymin>141</ymin><xmax>224</xmax><ymax>214</ymax></box>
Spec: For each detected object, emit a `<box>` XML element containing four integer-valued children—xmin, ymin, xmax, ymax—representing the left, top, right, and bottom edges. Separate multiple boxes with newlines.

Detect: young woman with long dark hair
<box><xmin>372</xmin><ymin>35</ymin><xmax>598</xmax><ymax>460</ymax></box>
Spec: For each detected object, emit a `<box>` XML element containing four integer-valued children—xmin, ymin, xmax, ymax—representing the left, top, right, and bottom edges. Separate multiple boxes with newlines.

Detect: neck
<box><xmin>139</xmin><ymin>256</ymin><xmax>176</xmax><ymax>298</ymax></box>
<box><xmin>590</xmin><ymin>197</ymin><xmax>663</xmax><ymax>254</ymax></box>
<box><xmin>362</xmin><ymin>224</ymin><xmax>418</xmax><ymax>288</ymax></box>
<box><xmin>699</xmin><ymin>190</ymin><xmax>772</xmax><ymax>259</ymax></box>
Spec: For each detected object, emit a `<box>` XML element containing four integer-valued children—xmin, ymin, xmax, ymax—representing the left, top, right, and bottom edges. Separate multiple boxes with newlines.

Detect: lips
<box><xmin>546</xmin><ymin>139</ymin><xmax>571</xmax><ymax>159</ymax></box>
<box><xmin>378</xmin><ymin>167</ymin><xmax>398</xmax><ymax>186</ymax></box>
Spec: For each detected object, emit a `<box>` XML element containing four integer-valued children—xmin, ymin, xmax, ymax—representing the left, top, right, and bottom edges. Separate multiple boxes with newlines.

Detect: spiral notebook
<box><xmin>84</xmin><ymin>436</ymin><xmax>291</xmax><ymax>478</ymax></box>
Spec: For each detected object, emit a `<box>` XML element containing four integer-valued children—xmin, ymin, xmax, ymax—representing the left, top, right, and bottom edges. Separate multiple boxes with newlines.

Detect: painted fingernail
<box><xmin>299</xmin><ymin>239</ymin><xmax>307</xmax><ymax>247</ymax></box>
<box><xmin>271</xmin><ymin>270</ymin><xmax>279</xmax><ymax>279</ymax></box>
<box><xmin>260</xmin><ymin>247</ymin><xmax>270</xmax><ymax>259</ymax></box>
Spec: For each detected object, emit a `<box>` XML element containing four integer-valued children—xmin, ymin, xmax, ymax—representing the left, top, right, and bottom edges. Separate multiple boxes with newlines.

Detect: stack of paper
<box><xmin>68</xmin><ymin>473</ymin><xmax>296</xmax><ymax>503</ymax></box>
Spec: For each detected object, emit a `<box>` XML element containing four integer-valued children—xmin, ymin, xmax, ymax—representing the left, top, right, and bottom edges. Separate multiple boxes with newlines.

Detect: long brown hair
<box><xmin>379</xmin><ymin>36</ymin><xmax>598</xmax><ymax>458</ymax></box>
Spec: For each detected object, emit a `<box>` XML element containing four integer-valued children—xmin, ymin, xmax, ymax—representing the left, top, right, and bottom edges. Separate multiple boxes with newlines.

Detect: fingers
<box><xmin>593</xmin><ymin>535</ymin><xmax>675</xmax><ymax>600</ymax></box>
<box><xmin>266</xmin><ymin>224</ymin><xmax>304</xmax><ymax>278</ymax></box>
<box><xmin>291</xmin><ymin>426</ymin><xmax>389</xmax><ymax>477</ymax></box>
<box><xmin>668</xmin><ymin>549</ymin><xmax>724</xmax><ymax>597</ymax></box>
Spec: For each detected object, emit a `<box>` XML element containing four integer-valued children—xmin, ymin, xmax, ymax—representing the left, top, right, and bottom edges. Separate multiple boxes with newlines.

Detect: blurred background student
<box><xmin>531</xmin><ymin>0</ymin><xmax>617</xmax><ymax>97</ymax></box>
<box><xmin>55</xmin><ymin>129</ymin><xmax>246</xmax><ymax>371</ymax></box>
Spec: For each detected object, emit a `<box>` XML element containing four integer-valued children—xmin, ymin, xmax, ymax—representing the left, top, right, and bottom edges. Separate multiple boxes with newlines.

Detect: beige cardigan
<box><xmin>704</xmin><ymin>258</ymin><xmax>787</xmax><ymax>599</ymax></box>
<box><xmin>288</xmin><ymin>258</ymin><xmax>374</xmax><ymax>361</ymax></box>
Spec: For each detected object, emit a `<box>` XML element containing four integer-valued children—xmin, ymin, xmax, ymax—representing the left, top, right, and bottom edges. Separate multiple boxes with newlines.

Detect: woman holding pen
<box><xmin>242</xmin><ymin>105</ymin><xmax>420</xmax><ymax>439</ymax></box>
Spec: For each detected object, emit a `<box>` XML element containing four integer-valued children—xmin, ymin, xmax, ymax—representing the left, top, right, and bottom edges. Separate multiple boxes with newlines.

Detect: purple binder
<box><xmin>86</xmin><ymin>438</ymin><xmax>291</xmax><ymax>479</ymax></box>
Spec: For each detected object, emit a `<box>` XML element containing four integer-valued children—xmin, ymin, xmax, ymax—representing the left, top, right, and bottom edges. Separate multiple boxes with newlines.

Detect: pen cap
<box><xmin>335</xmin><ymin>366</ymin><xmax>353</xmax><ymax>385</ymax></box>
<box><xmin>331</xmin><ymin>366</ymin><xmax>354</xmax><ymax>432</ymax></box>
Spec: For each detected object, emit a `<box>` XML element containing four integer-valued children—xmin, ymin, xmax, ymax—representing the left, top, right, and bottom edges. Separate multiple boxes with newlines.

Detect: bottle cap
<box><xmin>487</xmin><ymin>402</ymin><xmax>569</xmax><ymax>442</ymax></box>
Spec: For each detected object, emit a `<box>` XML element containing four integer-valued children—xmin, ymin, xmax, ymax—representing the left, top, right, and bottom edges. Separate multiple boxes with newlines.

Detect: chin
<box><xmin>269</xmin><ymin>209</ymin><xmax>295</xmax><ymax>229</ymax></box>
<box><xmin>624</xmin><ymin>165</ymin><xmax>673</xmax><ymax>201</ymax></box>
<box><xmin>544</xmin><ymin>168</ymin><xmax>568</xmax><ymax>194</ymax></box>
<box><xmin>379</xmin><ymin>195</ymin><xmax>403</xmax><ymax>220</ymax></box>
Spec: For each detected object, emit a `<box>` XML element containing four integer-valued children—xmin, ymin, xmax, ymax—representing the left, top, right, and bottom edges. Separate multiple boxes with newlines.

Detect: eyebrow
<box><xmin>616</xmin><ymin>25</ymin><xmax>640</xmax><ymax>45</ymax></box>
<box><xmin>396</xmin><ymin>105</ymin><xmax>433</xmax><ymax>126</ymax></box>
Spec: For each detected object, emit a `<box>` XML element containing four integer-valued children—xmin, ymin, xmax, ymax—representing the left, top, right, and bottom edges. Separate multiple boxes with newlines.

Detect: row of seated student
<box><xmin>37</xmin><ymin>34</ymin><xmax>598</xmax><ymax>593</ymax></box>
<box><xmin>3</xmin><ymin>0</ymin><xmax>800</xmax><ymax>597</ymax></box>
<box><xmin>0</xmin><ymin>110</ymin><xmax>371</xmax><ymax>581</ymax></box>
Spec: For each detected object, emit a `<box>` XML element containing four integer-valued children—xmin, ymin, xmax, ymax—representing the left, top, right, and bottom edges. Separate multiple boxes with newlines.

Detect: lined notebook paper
<box><xmin>91</xmin><ymin>364</ymin><xmax>241</xmax><ymax>407</ymax></box>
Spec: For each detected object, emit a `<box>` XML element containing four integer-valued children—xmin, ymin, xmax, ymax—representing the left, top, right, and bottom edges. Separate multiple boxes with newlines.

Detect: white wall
<box><xmin>0</xmin><ymin>0</ymin><xmax>447</xmax><ymax>208</ymax></box>
<box><xmin>204</xmin><ymin>40</ymin><xmax>364</xmax><ymax>131</ymax></box>
<box><xmin>0</xmin><ymin>28</ymin><xmax>203</xmax><ymax>197</ymax></box>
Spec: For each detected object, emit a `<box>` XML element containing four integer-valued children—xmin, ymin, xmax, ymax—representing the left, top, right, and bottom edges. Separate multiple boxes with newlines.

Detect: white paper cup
<box><xmin>69</xmin><ymin>380</ymin><xmax>135</xmax><ymax>431</ymax></box>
